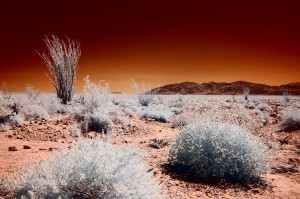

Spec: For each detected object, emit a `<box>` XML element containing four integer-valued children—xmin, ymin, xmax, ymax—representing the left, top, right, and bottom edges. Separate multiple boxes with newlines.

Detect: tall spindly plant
<box><xmin>38</xmin><ymin>35</ymin><xmax>81</xmax><ymax>104</ymax></box>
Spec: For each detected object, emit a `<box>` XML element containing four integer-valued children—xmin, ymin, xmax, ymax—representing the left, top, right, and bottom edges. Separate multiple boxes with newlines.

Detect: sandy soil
<box><xmin>0</xmin><ymin>98</ymin><xmax>299</xmax><ymax>198</ymax></box>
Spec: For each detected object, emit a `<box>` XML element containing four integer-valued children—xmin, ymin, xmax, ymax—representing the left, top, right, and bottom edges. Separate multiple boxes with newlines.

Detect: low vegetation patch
<box><xmin>6</xmin><ymin>137</ymin><xmax>167</xmax><ymax>198</ymax></box>
<box><xmin>280</xmin><ymin>110</ymin><xmax>300</xmax><ymax>131</ymax></box>
<box><xmin>140</xmin><ymin>106</ymin><xmax>173</xmax><ymax>122</ymax></box>
<box><xmin>168</xmin><ymin>120</ymin><xmax>269</xmax><ymax>184</ymax></box>
<box><xmin>81</xmin><ymin>112</ymin><xmax>114</xmax><ymax>134</ymax></box>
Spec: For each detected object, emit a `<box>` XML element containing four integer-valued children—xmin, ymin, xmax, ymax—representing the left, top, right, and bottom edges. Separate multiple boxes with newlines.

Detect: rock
<box><xmin>6</xmin><ymin>134</ymin><xmax>13</xmax><ymax>138</ymax></box>
<box><xmin>289</xmin><ymin>158</ymin><xmax>300</xmax><ymax>163</ymax></box>
<box><xmin>48</xmin><ymin>147</ymin><xmax>57</xmax><ymax>151</ymax></box>
<box><xmin>8</xmin><ymin>147</ymin><xmax>18</xmax><ymax>151</ymax></box>
<box><xmin>23</xmin><ymin>145</ymin><xmax>31</xmax><ymax>149</ymax></box>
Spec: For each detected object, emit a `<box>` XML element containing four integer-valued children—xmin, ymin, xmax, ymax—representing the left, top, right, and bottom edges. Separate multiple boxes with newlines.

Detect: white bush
<box><xmin>82</xmin><ymin>111</ymin><xmax>114</xmax><ymax>134</ymax></box>
<box><xmin>283</xmin><ymin>91</ymin><xmax>291</xmax><ymax>102</ymax></box>
<box><xmin>257</xmin><ymin>103</ymin><xmax>272</xmax><ymax>112</ymax></box>
<box><xmin>245</xmin><ymin>102</ymin><xmax>255</xmax><ymax>109</ymax></box>
<box><xmin>40</xmin><ymin>96</ymin><xmax>61</xmax><ymax>115</ymax></box>
<box><xmin>25</xmin><ymin>85</ymin><xmax>40</xmax><ymax>101</ymax></box>
<box><xmin>7</xmin><ymin>137</ymin><xmax>167</xmax><ymax>198</ymax></box>
<box><xmin>21</xmin><ymin>104</ymin><xmax>49</xmax><ymax>120</ymax></box>
<box><xmin>140</xmin><ymin>105</ymin><xmax>173</xmax><ymax>122</ymax></box>
<box><xmin>130</xmin><ymin>79</ymin><xmax>159</xmax><ymax>106</ymax></box>
<box><xmin>169</xmin><ymin>120</ymin><xmax>269</xmax><ymax>183</ymax></box>
<box><xmin>243</xmin><ymin>87</ymin><xmax>250</xmax><ymax>101</ymax></box>
<box><xmin>81</xmin><ymin>75</ymin><xmax>110</xmax><ymax>113</ymax></box>
<box><xmin>281</xmin><ymin>110</ymin><xmax>300</xmax><ymax>131</ymax></box>
<box><xmin>171</xmin><ymin>114</ymin><xmax>190</xmax><ymax>128</ymax></box>
<box><xmin>170</xmin><ymin>95</ymin><xmax>190</xmax><ymax>108</ymax></box>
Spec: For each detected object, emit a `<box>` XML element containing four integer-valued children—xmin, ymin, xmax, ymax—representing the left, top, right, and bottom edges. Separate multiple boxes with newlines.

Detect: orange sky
<box><xmin>1</xmin><ymin>1</ymin><xmax>299</xmax><ymax>93</ymax></box>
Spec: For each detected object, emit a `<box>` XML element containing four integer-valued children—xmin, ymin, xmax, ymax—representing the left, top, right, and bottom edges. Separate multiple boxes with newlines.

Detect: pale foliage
<box><xmin>130</xmin><ymin>79</ymin><xmax>160</xmax><ymax>106</ymax></box>
<box><xmin>38</xmin><ymin>35</ymin><xmax>81</xmax><ymax>104</ymax></box>
<box><xmin>243</xmin><ymin>87</ymin><xmax>250</xmax><ymax>101</ymax></box>
<box><xmin>169</xmin><ymin>120</ymin><xmax>269</xmax><ymax>183</ymax></box>
<box><xmin>82</xmin><ymin>75</ymin><xmax>110</xmax><ymax>113</ymax></box>
<box><xmin>7</xmin><ymin>137</ymin><xmax>167</xmax><ymax>198</ymax></box>
<box><xmin>281</xmin><ymin>110</ymin><xmax>300</xmax><ymax>131</ymax></box>
<box><xmin>25</xmin><ymin>85</ymin><xmax>40</xmax><ymax>100</ymax></box>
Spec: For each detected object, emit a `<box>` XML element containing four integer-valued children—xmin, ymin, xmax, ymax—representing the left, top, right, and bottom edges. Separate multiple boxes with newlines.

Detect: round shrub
<box><xmin>82</xmin><ymin>112</ymin><xmax>114</xmax><ymax>134</ymax></box>
<box><xmin>280</xmin><ymin>110</ymin><xmax>300</xmax><ymax>131</ymax></box>
<box><xmin>168</xmin><ymin>121</ymin><xmax>268</xmax><ymax>183</ymax></box>
<box><xmin>257</xmin><ymin>103</ymin><xmax>272</xmax><ymax>112</ymax></box>
<box><xmin>7</xmin><ymin>137</ymin><xmax>167</xmax><ymax>198</ymax></box>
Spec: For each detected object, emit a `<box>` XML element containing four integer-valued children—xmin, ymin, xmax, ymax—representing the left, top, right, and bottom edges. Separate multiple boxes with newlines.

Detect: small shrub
<box><xmin>243</xmin><ymin>87</ymin><xmax>250</xmax><ymax>101</ymax></box>
<box><xmin>25</xmin><ymin>84</ymin><xmax>40</xmax><ymax>100</ymax></box>
<box><xmin>123</xmin><ymin>107</ymin><xmax>134</xmax><ymax>117</ymax></box>
<box><xmin>170</xmin><ymin>95</ymin><xmax>190</xmax><ymax>108</ymax></box>
<box><xmin>69</xmin><ymin>104</ymin><xmax>85</xmax><ymax>121</ymax></box>
<box><xmin>130</xmin><ymin>79</ymin><xmax>160</xmax><ymax>106</ymax></box>
<box><xmin>148</xmin><ymin>138</ymin><xmax>169</xmax><ymax>149</ymax></box>
<box><xmin>283</xmin><ymin>91</ymin><xmax>291</xmax><ymax>102</ymax></box>
<box><xmin>6</xmin><ymin>137</ymin><xmax>167</xmax><ymax>198</ymax></box>
<box><xmin>21</xmin><ymin>104</ymin><xmax>49</xmax><ymax>120</ymax></box>
<box><xmin>280</xmin><ymin>110</ymin><xmax>300</xmax><ymax>131</ymax></box>
<box><xmin>168</xmin><ymin>121</ymin><xmax>269</xmax><ymax>183</ymax></box>
<box><xmin>170</xmin><ymin>107</ymin><xmax>183</xmax><ymax>115</ymax></box>
<box><xmin>245</xmin><ymin>102</ymin><xmax>255</xmax><ymax>109</ymax></box>
<box><xmin>0</xmin><ymin>82</ymin><xmax>12</xmax><ymax>100</ymax></box>
<box><xmin>43</xmin><ymin>96</ymin><xmax>61</xmax><ymax>115</ymax></box>
<box><xmin>82</xmin><ymin>112</ymin><xmax>113</xmax><ymax>134</ymax></box>
<box><xmin>140</xmin><ymin>106</ymin><xmax>172</xmax><ymax>122</ymax></box>
<box><xmin>0</xmin><ymin>178</ymin><xmax>12</xmax><ymax>198</ymax></box>
<box><xmin>118</xmin><ymin>99</ymin><xmax>135</xmax><ymax>108</ymax></box>
<box><xmin>81</xmin><ymin>75</ymin><xmax>110</xmax><ymax>113</ymax></box>
<box><xmin>157</xmin><ymin>96</ymin><xmax>165</xmax><ymax>105</ymax></box>
<box><xmin>57</xmin><ymin>104</ymin><xmax>69</xmax><ymax>114</ymax></box>
<box><xmin>252</xmin><ymin>98</ymin><xmax>259</xmax><ymax>103</ymax></box>
<box><xmin>257</xmin><ymin>103</ymin><xmax>272</xmax><ymax>112</ymax></box>
<box><xmin>171</xmin><ymin>114</ymin><xmax>190</xmax><ymax>128</ymax></box>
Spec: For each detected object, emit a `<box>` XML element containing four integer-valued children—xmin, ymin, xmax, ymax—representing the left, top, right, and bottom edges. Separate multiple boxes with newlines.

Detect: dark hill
<box><xmin>150</xmin><ymin>81</ymin><xmax>300</xmax><ymax>95</ymax></box>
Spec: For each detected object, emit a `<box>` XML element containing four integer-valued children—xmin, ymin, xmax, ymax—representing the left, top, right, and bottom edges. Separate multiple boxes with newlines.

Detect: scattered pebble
<box><xmin>8</xmin><ymin>147</ymin><xmax>18</xmax><ymax>151</ymax></box>
<box><xmin>23</xmin><ymin>145</ymin><xmax>31</xmax><ymax>149</ymax></box>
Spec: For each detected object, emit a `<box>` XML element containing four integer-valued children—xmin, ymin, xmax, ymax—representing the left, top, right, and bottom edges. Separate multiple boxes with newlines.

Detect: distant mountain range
<box><xmin>150</xmin><ymin>81</ymin><xmax>300</xmax><ymax>95</ymax></box>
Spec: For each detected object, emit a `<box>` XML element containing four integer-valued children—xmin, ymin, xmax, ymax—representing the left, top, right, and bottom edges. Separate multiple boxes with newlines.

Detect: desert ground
<box><xmin>0</xmin><ymin>92</ymin><xmax>299</xmax><ymax>198</ymax></box>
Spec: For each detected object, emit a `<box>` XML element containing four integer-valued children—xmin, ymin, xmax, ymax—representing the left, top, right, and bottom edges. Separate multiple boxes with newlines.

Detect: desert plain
<box><xmin>0</xmin><ymin>92</ymin><xmax>299</xmax><ymax>198</ymax></box>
